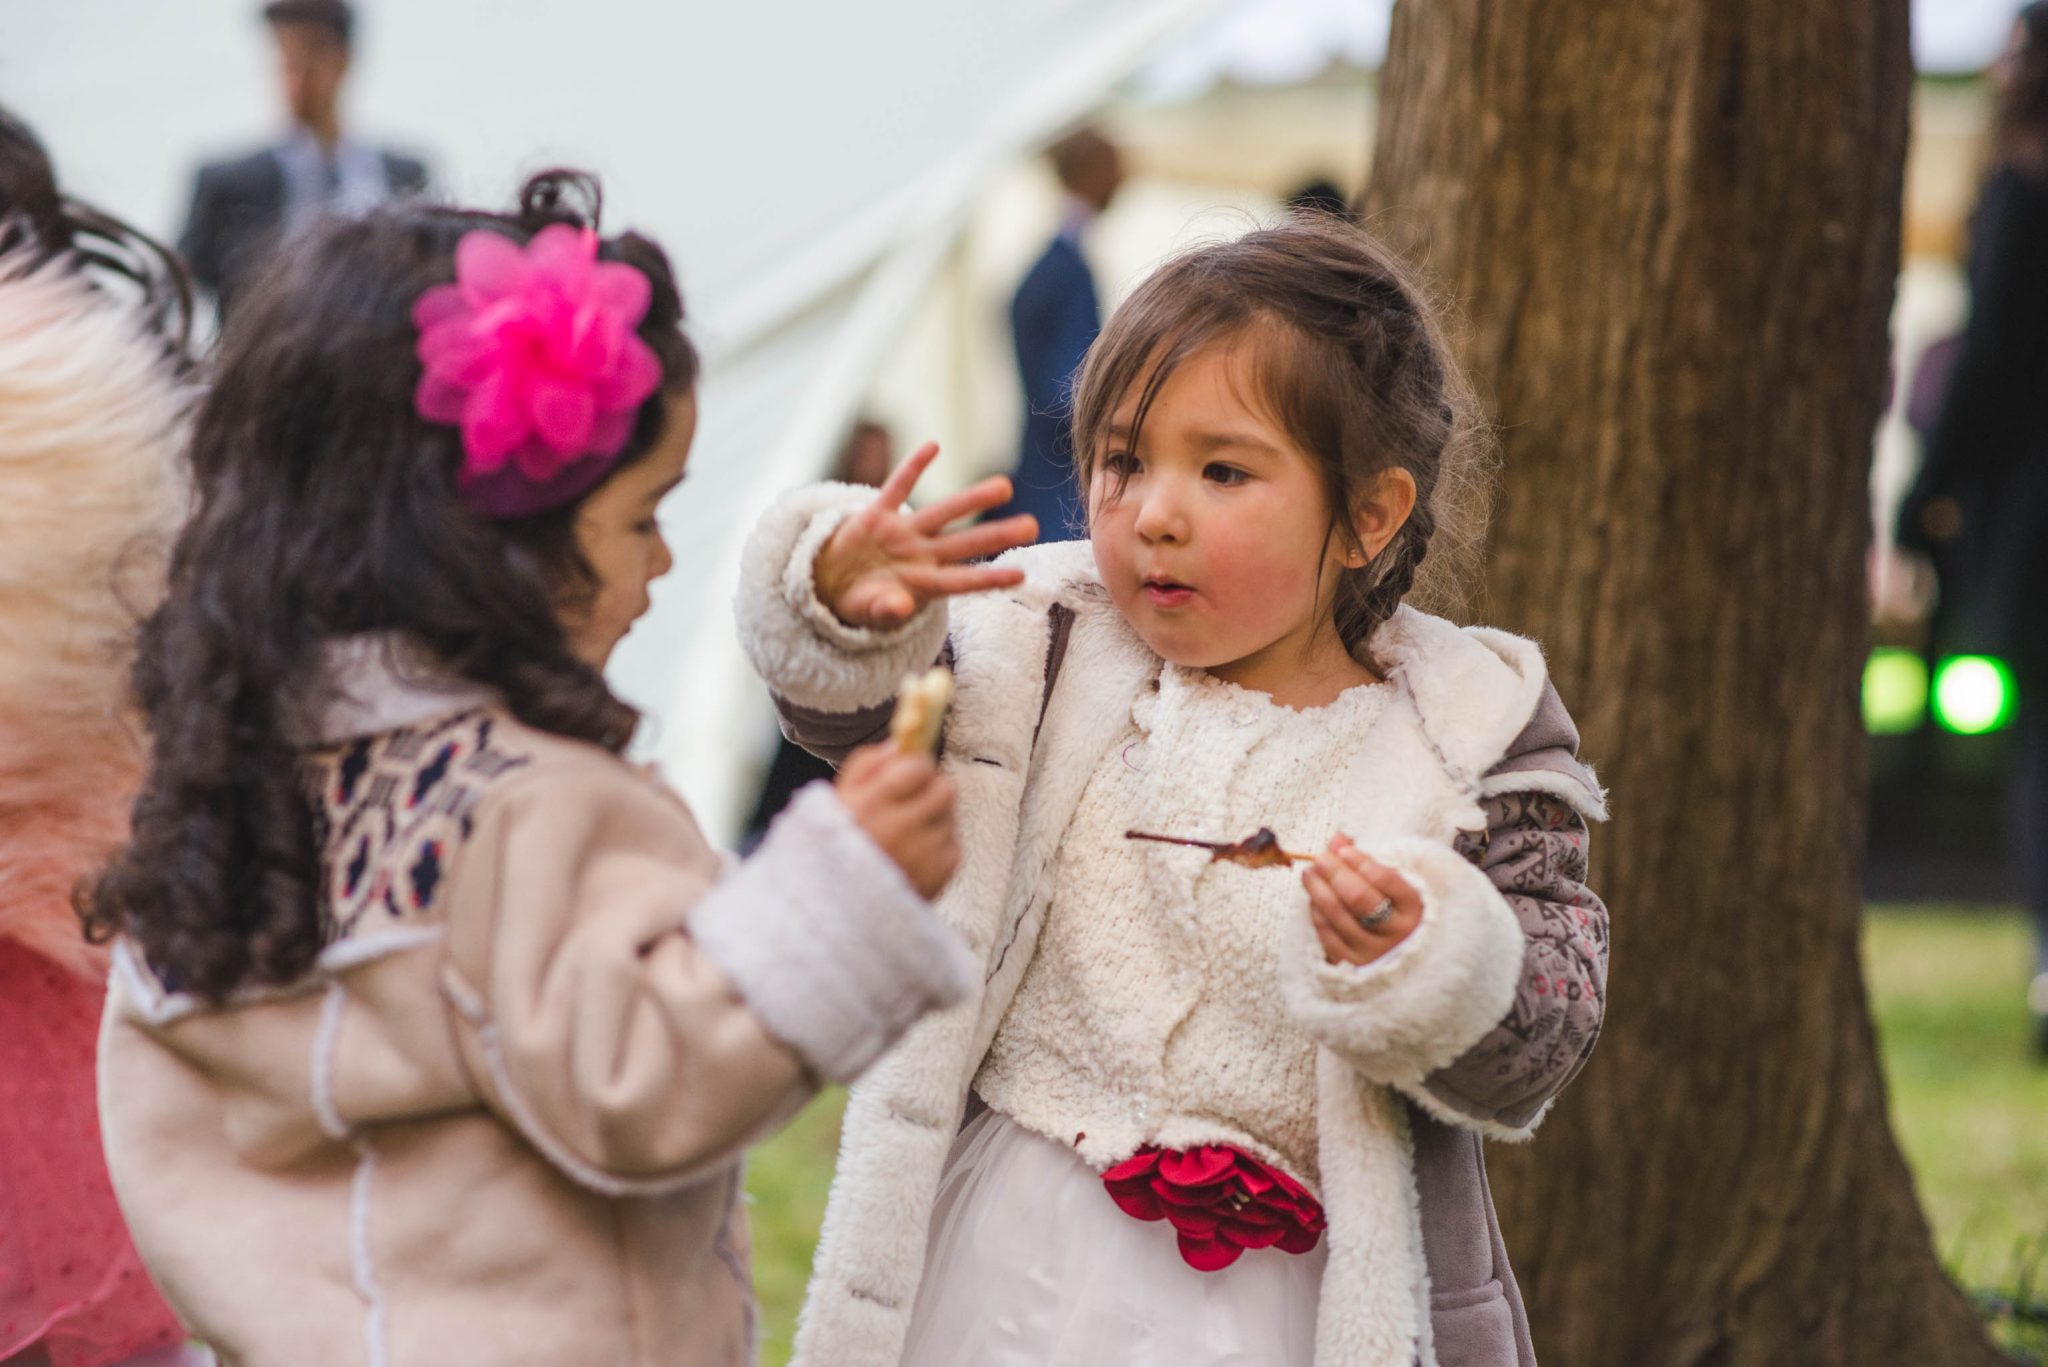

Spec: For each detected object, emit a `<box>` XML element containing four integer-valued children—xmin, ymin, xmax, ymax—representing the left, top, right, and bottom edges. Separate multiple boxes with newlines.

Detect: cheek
<box><xmin>1201</xmin><ymin>511</ymin><xmax>1325</xmax><ymax>609</ymax></box>
<box><xmin>1088</xmin><ymin>501</ymin><xmax>1134</xmax><ymax>576</ymax></box>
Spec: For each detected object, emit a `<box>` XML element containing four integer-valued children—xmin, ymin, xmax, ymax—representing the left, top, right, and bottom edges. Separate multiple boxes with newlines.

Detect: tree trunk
<box><xmin>1363</xmin><ymin>4</ymin><xmax>2007</xmax><ymax>1363</ymax></box>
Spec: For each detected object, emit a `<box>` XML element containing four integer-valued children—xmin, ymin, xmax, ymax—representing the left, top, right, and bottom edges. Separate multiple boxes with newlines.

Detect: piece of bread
<box><xmin>890</xmin><ymin>667</ymin><xmax>954</xmax><ymax>756</ymax></box>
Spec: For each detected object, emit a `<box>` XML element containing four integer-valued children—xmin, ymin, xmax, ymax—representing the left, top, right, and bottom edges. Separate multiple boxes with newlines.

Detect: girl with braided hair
<box><xmin>736</xmin><ymin>216</ymin><xmax>1612</xmax><ymax>1367</ymax></box>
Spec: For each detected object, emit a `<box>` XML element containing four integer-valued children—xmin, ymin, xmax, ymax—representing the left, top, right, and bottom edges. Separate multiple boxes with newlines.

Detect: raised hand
<box><xmin>815</xmin><ymin>442</ymin><xmax>1040</xmax><ymax>630</ymax></box>
<box><xmin>1304</xmin><ymin>834</ymin><xmax>1424</xmax><ymax>966</ymax></box>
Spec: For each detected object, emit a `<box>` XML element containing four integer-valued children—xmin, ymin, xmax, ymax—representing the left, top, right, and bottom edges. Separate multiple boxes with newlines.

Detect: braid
<box><xmin>1333</xmin><ymin>479</ymin><xmax>1436</xmax><ymax>664</ymax></box>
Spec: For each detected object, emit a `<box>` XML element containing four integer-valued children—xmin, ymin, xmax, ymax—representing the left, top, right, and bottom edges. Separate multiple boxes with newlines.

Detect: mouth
<box><xmin>1140</xmin><ymin>575</ymin><xmax>1196</xmax><ymax>609</ymax></box>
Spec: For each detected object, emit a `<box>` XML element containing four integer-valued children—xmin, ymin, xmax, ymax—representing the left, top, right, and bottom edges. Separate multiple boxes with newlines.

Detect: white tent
<box><xmin>0</xmin><ymin>0</ymin><xmax>2020</xmax><ymax>836</ymax></box>
<box><xmin>2</xmin><ymin>0</ymin><xmax>1247</xmax><ymax>837</ymax></box>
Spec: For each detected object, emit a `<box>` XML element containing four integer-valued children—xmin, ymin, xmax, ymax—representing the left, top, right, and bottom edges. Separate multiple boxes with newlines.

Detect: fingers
<box><xmin>925</xmin><ymin>514</ymin><xmax>1039</xmax><ymax>565</ymax></box>
<box><xmin>840</xmin><ymin>580</ymin><xmax>919</xmax><ymax>629</ymax></box>
<box><xmin>837</xmin><ymin>744</ymin><xmax>958</xmax><ymax>899</ymax></box>
<box><xmin>837</xmin><ymin>744</ymin><xmax>889</xmax><ymax>788</ymax></box>
<box><xmin>908</xmin><ymin>474</ymin><xmax>1015</xmax><ymax>533</ymax></box>
<box><xmin>1305</xmin><ymin>866</ymin><xmax>1378</xmax><ymax>964</ymax></box>
<box><xmin>1324</xmin><ymin>856</ymin><xmax>1386</xmax><ymax>920</ymax></box>
<box><xmin>896</xmin><ymin>562</ymin><xmax>1028</xmax><ymax>600</ymax></box>
<box><xmin>1306</xmin><ymin>839</ymin><xmax>1425</xmax><ymax>966</ymax></box>
<box><xmin>876</xmin><ymin>441</ymin><xmax>941</xmax><ymax>512</ymax></box>
<box><xmin>895</xmin><ymin>820</ymin><xmax>961</xmax><ymax>900</ymax></box>
<box><xmin>1320</xmin><ymin>839</ymin><xmax>1422</xmax><ymax>917</ymax></box>
<box><xmin>1343</xmin><ymin>845</ymin><xmax>1424</xmax><ymax>919</ymax></box>
<box><xmin>851</xmin><ymin>748</ymin><xmax>941</xmax><ymax>800</ymax></box>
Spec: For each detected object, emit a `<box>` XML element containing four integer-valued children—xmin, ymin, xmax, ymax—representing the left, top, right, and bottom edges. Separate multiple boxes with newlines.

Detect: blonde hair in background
<box><xmin>0</xmin><ymin>244</ymin><xmax>188</xmax><ymax>978</ymax></box>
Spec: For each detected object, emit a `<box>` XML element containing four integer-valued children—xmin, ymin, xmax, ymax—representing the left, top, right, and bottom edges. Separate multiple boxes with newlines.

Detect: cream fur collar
<box><xmin>296</xmin><ymin>635</ymin><xmax>496</xmax><ymax>746</ymax></box>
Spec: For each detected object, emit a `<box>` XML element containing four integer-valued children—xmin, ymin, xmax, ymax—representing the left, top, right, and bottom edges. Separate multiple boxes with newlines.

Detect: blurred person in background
<box><xmin>0</xmin><ymin>105</ymin><xmax>204</xmax><ymax>1367</ymax></box>
<box><xmin>177</xmin><ymin>0</ymin><xmax>428</xmax><ymax>314</ymax></box>
<box><xmin>1284</xmin><ymin>176</ymin><xmax>1350</xmax><ymax>218</ymax></box>
<box><xmin>740</xmin><ymin>418</ymin><xmax>896</xmax><ymax>850</ymax></box>
<box><xmin>992</xmin><ymin>127</ymin><xmax>1123</xmax><ymax>543</ymax></box>
<box><xmin>1897</xmin><ymin>0</ymin><xmax>2048</xmax><ymax>1055</ymax></box>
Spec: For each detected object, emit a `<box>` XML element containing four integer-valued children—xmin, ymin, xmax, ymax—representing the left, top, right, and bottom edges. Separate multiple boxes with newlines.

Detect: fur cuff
<box><xmin>734</xmin><ymin>482</ymin><xmax>950</xmax><ymax>713</ymax></box>
<box><xmin>688</xmin><ymin>783</ymin><xmax>976</xmax><ymax>1083</ymax></box>
<box><xmin>1279</xmin><ymin>837</ymin><xmax>1525</xmax><ymax>1087</ymax></box>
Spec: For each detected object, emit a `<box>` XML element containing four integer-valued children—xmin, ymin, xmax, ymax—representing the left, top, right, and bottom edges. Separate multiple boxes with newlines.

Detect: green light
<box><xmin>1932</xmin><ymin>655</ymin><xmax>2017</xmax><ymax>735</ymax></box>
<box><xmin>1863</xmin><ymin>649</ymin><xmax>1928</xmax><ymax>734</ymax></box>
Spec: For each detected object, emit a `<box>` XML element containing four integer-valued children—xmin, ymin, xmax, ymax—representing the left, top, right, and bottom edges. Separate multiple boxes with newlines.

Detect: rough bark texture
<box><xmin>1363</xmin><ymin>3</ymin><xmax>2007</xmax><ymax>1364</ymax></box>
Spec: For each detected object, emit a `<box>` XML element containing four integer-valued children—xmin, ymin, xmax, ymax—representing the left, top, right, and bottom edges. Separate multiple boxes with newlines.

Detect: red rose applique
<box><xmin>1101</xmin><ymin>1144</ymin><xmax>1327</xmax><ymax>1271</ymax></box>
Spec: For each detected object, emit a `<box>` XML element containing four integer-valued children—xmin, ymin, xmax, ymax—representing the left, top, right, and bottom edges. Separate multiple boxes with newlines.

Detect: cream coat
<box><xmin>99</xmin><ymin>647</ymin><xmax>976</xmax><ymax>1366</ymax></box>
<box><xmin>735</xmin><ymin>484</ymin><xmax>1610</xmax><ymax>1367</ymax></box>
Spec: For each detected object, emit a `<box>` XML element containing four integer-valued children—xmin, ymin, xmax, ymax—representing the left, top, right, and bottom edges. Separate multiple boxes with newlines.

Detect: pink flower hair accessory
<box><xmin>413</xmin><ymin>224</ymin><xmax>665</xmax><ymax>518</ymax></box>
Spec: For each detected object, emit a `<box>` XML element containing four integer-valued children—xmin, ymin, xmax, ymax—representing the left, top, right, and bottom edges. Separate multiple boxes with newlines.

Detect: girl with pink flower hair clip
<box><xmin>86</xmin><ymin>170</ymin><xmax>979</xmax><ymax>1366</ymax></box>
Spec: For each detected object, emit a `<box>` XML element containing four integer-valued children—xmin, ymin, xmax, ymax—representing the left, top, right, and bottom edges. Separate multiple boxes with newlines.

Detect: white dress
<box><xmin>902</xmin><ymin>666</ymin><xmax>1391</xmax><ymax>1367</ymax></box>
<box><xmin>898</xmin><ymin>1109</ymin><xmax>1326</xmax><ymax>1367</ymax></box>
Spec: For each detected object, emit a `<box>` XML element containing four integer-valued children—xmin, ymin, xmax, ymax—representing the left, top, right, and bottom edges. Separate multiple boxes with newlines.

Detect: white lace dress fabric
<box><xmin>897</xmin><ymin>1109</ymin><xmax>1326</xmax><ymax>1367</ymax></box>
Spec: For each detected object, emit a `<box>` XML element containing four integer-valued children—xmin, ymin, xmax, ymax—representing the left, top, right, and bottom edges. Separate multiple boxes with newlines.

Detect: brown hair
<box><xmin>83</xmin><ymin>170</ymin><xmax>698</xmax><ymax>1002</ymax></box>
<box><xmin>263</xmin><ymin>0</ymin><xmax>352</xmax><ymax>50</ymax></box>
<box><xmin>1069</xmin><ymin>216</ymin><xmax>1492</xmax><ymax>664</ymax></box>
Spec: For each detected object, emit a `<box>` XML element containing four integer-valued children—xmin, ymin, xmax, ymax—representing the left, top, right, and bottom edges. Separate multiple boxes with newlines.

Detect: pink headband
<box><xmin>412</xmin><ymin>225</ymin><xmax>664</xmax><ymax>518</ymax></box>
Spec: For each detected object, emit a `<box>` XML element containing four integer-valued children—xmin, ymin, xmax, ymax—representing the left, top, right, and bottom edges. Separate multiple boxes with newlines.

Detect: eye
<box><xmin>1204</xmin><ymin>462</ymin><xmax>1250</xmax><ymax>487</ymax></box>
<box><xmin>633</xmin><ymin>517</ymin><xmax>661</xmax><ymax>536</ymax></box>
<box><xmin>1102</xmin><ymin>450</ymin><xmax>1141</xmax><ymax>478</ymax></box>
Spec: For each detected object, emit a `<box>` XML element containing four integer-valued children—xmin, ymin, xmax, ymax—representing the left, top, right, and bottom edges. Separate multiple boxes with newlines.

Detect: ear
<box><xmin>1344</xmin><ymin>468</ymin><xmax>1418</xmax><ymax>567</ymax></box>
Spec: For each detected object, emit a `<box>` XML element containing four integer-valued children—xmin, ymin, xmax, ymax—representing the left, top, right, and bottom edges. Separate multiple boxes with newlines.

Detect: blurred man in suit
<box><xmin>179</xmin><ymin>0</ymin><xmax>427</xmax><ymax>313</ymax></box>
<box><xmin>997</xmin><ymin>128</ymin><xmax>1124</xmax><ymax>543</ymax></box>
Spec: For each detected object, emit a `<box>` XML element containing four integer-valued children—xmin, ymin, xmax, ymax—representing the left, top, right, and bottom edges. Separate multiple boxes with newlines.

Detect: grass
<box><xmin>747</xmin><ymin>1085</ymin><xmax>848</xmax><ymax>1366</ymax></box>
<box><xmin>742</xmin><ymin>906</ymin><xmax>2047</xmax><ymax>1365</ymax></box>
<box><xmin>1864</xmin><ymin>905</ymin><xmax>2048</xmax><ymax>1360</ymax></box>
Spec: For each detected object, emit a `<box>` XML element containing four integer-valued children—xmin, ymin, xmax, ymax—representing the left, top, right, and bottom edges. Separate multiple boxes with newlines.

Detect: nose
<box><xmin>1132</xmin><ymin>481</ymin><xmax>1187</xmax><ymax>545</ymax></box>
<box><xmin>650</xmin><ymin>529</ymin><xmax>675</xmax><ymax>581</ymax></box>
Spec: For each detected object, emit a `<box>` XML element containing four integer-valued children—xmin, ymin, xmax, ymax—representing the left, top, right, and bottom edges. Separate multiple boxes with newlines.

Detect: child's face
<box><xmin>1087</xmin><ymin>344</ymin><xmax>1394</xmax><ymax>698</ymax></box>
<box><xmin>561</xmin><ymin>390</ymin><xmax>696</xmax><ymax>670</ymax></box>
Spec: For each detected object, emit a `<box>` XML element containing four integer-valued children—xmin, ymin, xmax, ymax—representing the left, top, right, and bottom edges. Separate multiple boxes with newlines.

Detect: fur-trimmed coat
<box><xmin>735</xmin><ymin>484</ymin><xmax>1612</xmax><ymax>1367</ymax></box>
<box><xmin>99</xmin><ymin>643</ymin><xmax>977</xmax><ymax>1367</ymax></box>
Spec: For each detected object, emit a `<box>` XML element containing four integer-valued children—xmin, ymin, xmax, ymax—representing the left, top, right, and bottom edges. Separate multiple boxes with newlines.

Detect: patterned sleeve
<box><xmin>1418</xmin><ymin>792</ymin><xmax>1609</xmax><ymax>1135</ymax></box>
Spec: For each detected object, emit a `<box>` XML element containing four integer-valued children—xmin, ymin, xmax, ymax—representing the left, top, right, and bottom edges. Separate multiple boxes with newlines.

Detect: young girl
<box><xmin>88</xmin><ymin>172</ymin><xmax>976</xmax><ymax>1367</ymax></box>
<box><xmin>737</xmin><ymin>217</ymin><xmax>1609</xmax><ymax>1367</ymax></box>
<box><xmin>0</xmin><ymin>107</ymin><xmax>203</xmax><ymax>1367</ymax></box>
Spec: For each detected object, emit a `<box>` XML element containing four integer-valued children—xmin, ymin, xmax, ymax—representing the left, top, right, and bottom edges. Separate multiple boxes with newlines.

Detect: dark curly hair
<box><xmin>1068</xmin><ymin>216</ymin><xmax>1491</xmax><ymax>667</ymax></box>
<box><xmin>82</xmin><ymin>170</ymin><xmax>699</xmax><ymax>1001</ymax></box>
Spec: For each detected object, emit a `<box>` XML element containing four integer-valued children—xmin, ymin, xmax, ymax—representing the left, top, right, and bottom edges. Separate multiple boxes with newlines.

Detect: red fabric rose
<box><xmin>1100</xmin><ymin>1144</ymin><xmax>1326</xmax><ymax>1271</ymax></box>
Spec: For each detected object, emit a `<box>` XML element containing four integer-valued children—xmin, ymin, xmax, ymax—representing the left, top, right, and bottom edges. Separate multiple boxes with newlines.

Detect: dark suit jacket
<box><xmin>178</xmin><ymin>144</ymin><xmax>428</xmax><ymax>312</ymax></box>
<box><xmin>1000</xmin><ymin>233</ymin><xmax>1099</xmax><ymax>541</ymax></box>
<box><xmin>1899</xmin><ymin>165</ymin><xmax>2048</xmax><ymax>671</ymax></box>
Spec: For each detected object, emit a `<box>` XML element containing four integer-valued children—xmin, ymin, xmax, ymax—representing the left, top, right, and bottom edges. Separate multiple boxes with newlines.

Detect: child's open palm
<box><xmin>817</xmin><ymin>443</ymin><xmax>1040</xmax><ymax>630</ymax></box>
<box><xmin>1305</xmin><ymin>835</ymin><xmax>1424</xmax><ymax>966</ymax></box>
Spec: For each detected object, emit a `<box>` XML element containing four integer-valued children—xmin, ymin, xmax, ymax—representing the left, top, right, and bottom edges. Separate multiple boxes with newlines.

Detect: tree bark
<box><xmin>1364</xmin><ymin>3</ymin><xmax>2006</xmax><ymax>1363</ymax></box>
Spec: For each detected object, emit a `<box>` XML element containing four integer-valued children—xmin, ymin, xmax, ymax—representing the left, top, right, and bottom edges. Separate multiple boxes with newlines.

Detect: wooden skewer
<box><xmin>1123</xmin><ymin>828</ymin><xmax>1315</xmax><ymax>865</ymax></box>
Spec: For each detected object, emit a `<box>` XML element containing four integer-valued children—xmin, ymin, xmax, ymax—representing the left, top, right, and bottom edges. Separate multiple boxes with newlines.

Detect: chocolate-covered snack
<box><xmin>1123</xmin><ymin>826</ymin><xmax>1310</xmax><ymax>868</ymax></box>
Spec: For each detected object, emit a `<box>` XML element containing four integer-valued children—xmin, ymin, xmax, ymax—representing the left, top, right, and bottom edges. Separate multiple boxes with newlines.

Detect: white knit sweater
<box><xmin>978</xmin><ymin>662</ymin><xmax>1394</xmax><ymax>1193</ymax></box>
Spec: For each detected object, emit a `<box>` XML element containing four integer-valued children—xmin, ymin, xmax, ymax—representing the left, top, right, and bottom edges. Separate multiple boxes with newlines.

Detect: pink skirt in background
<box><xmin>900</xmin><ymin>1109</ymin><xmax>1325</xmax><ymax>1367</ymax></box>
<box><xmin>0</xmin><ymin>940</ymin><xmax>197</xmax><ymax>1367</ymax></box>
